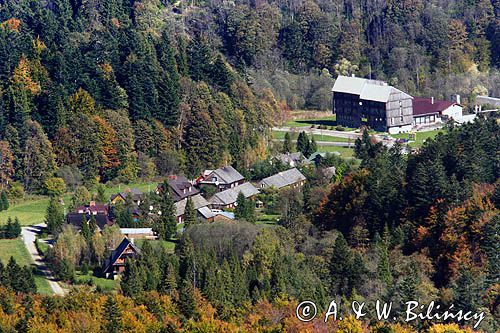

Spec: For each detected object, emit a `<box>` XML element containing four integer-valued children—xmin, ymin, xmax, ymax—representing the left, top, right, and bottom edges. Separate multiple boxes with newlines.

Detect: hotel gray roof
<box><xmin>209</xmin><ymin>182</ymin><xmax>259</xmax><ymax>206</ymax></box>
<box><xmin>332</xmin><ymin>75</ymin><xmax>410</xmax><ymax>103</ymax></box>
<box><xmin>259</xmin><ymin>168</ymin><xmax>306</xmax><ymax>189</ymax></box>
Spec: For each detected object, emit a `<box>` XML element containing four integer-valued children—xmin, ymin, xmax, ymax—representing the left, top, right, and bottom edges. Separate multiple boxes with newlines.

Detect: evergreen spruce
<box><xmin>282</xmin><ymin>132</ymin><xmax>292</xmax><ymax>153</ymax></box>
<box><xmin>45</xmin><ymin>197</ymin><xmax>65</xmax><ymax>235</ymax></box>
<box><xmin>102</xmin><ymin>295</ymin><xmax>122</xmax><ymax>333</ymax></box>
<box><xmin>183</xmin><ymin>196</ymin><xmax>197</xmax><ymax>229</ymax></box>
<box><xmin>157</xmin><ymin>182</ymin><xmax>177</xmax><ymax>240</ymax></box>
<box><xmin>0</xmin><ymin>190</ymin><xmax>8</xmax><ymax>211</ymax></box>
<box><xmin>96</xmin><ymin>184</ymin><xmax>107</xmax><ymax>203</ymax></box>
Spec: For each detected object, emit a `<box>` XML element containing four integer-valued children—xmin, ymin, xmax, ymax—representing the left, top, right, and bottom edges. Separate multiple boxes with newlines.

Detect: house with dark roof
<box><xmin>156</xmin><ymin>175</ymin><xmax>199</xmax><ymax>202</ymax></box>
<box><xmin>110</xmin><ymin>188</ymin><xmax>143</xmax><ymax>206</ymax></box>
<box><xmin>103</xmin><ymin>237</ymin><xmax>140</xmax><ymax>279</ymax></box>
<box><xmin>199</xmin><ymin>166</ymin><xmax>245</xmax><ymax>192</ymax></box>
<box><xmin>209</xmin><ymin>182</ymin><xmax>260</xmax><ymax>209</ymax></box>
<box><xmin>412</xmin><ymin>97</ymin><xmax>463</xmax><ymax>127</ymax></box>
<box><xmin>332</xmin><ymin>75</ymin><xmax>414</xmax><ymax>134</ymax></box>
<box><xmin>274</xmin><ymin>152</ymin><xmax>308</xmax><ymax>168</ymax></box>
<box><xmin>174</xmin><ymin>193</ymin><xmax>213</xmax><ymax>223</ymax></box>
<box><xmin>67</xmin><ymin>212</ymin><xmax>112</xmax><ymax>231</ymax></box>
<box><xmin>76</xmin><ymin>201</ymin><xmax>109</xmax><ymax>215</ymax></box>
<box><xmin>259</xmin><ymin>168</ymin><xmax>306</xmax><ymax>190</ymax></box>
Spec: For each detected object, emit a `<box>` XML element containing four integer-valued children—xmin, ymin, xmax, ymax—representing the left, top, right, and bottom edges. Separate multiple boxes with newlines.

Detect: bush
<box><xmin>336</xmin><ymin>125</ymin><xmax>346</xmax><ymax>131</ymax></box>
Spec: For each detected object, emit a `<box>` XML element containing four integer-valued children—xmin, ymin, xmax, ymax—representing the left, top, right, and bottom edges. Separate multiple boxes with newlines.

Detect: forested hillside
<box><xmin>0</xmin><ymin>0</ymin><xmax>499</xmax><ymax>190</ymax></box>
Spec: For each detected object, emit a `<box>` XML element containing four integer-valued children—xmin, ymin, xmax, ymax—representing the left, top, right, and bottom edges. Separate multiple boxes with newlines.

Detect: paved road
<box><xmin>273</xmin><ymin>138</ymin><xmax>355</xmax><ymax>147</ymax></box>
<box><xmin>273</xmin><ymin>126</ymin><xmax>394</xmax><ymax>147</ymax></box>
<box><xmin>21</xmin><ymin>223</ymin><xmax>66</xmax><ymax>296</ymax></box>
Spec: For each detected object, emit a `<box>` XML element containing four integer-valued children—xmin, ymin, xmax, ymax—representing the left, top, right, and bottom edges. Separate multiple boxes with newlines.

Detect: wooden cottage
<box><xmin>102</xmin><ymin>237</ymin><xmax>140</xmax><ymax>279</ymax></box>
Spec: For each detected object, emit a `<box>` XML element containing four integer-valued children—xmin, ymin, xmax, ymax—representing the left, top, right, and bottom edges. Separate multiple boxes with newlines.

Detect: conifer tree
<box><xmin>162</xmin><ymin>263</ymin><xmax>177</xmax><ymax>296</ymax></box>
<box><xmin>0</xmin><ymin>190</ymin><xmax>8</xmax><ymax>211</ymax></box>
<box><xmin>282</xmin><ymin>132</ymin><xmax>292</xmax><ymax>153</ymax></box>
<box><xmin>81</xmin><ymin>216</ymin><xmax>92</xmax><ymax>242</ymax></box>
<box><xmin>179</xmin><ymin>235</ymin><xmax>195</xmax><ymax>285</ymax></box>
<box><xmin>235</xmin><ymin>192</ymin><xmax>247</xmax><ymax>221</ymax></box>
<box><xmin>179</xmin><ymin>279</ymin><xmax>198</xmax><ymax>320</ymax></box>
<box><xmin>157</xmin><ymin>182</ymin><xmax>176</xmax><ymax>240</ymax></box>
<box><xmin>377</xmin><ymin>224</ymin><xmax>393</xmax><ymax>285</ymax></box>
<box><xmin>102</xmin><ymin>295</ymin><xmax>122</xmax><ymax>333</ymax></box>
<box><xmin>296</xmin><ymin>131</ymin><xmax>310</xmax><ymax>156</ymax></box>
<box><xmin>183</xmin><ymin>196</ymin><xmax>197</xmax><ymax>229</ymax></box>
<box><xmin>96</xmin><ymin>184</ymin><xmax>107</xmax><ymax>203</ymax></box>
<box><xmin>330</xmin><ymin>233</ymin><xmax>354</xmax><ymax>296</ymax></box>
<box><xmin>45</xmin><ymin>197</ymin><xmax>65</xmax><ymax>235</ymax></box>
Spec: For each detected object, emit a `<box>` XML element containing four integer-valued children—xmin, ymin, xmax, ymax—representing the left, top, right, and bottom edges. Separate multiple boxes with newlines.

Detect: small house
<box><xmin>209</xmin><ymin>182</ymin><xmax>260</xmax><ymax>209</ymax></box>
<box><xmin>412</xmin><ymin>97</ymin><xmax>463</xmax><ymax>127</ymax></box>
<box><xmin>174</xmin><ymin>194</ymin><xmax>211</xmax><ymax>223</ymax></box>
<box><xmin>157</xmin><ymin>175</ymin><xmax>199</xmax><ymax>202</ymax></box>
<box><xmin>274</xmin><ymin>152</ymin><xmax>308</xmax><ymax>168</ymax></box>
<box><xmin>76</xmin><ymin>201</ymin><xmax>109</xmax><ymax>215</ymax></box>
<box><xmin>259</xmin><ymin>168</ymin><xmax>306</xmax><ymax>190</ymax></box>
<box><xmin>110</xmin><ymin>188</ymin><xmax>143</xmax><ymax>206</ymax></box>
<box><xmin>67</xmin><ymin>212</ymin><xmax>112</xmax><ymax>232</ymax></box>
<box><xmin>102</xmin><ymin>237</ymin><xmax>140</xmax><ymax>279</ymax></box>
<box><xmin>199</xmin><ymin>166</ymin><xmax>245</xmax><ymax>192</ymax></box>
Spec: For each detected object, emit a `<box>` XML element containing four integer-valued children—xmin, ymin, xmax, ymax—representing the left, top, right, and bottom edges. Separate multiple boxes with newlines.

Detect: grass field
<box><xmin>134</xmin><ymin>239</ymin><xmax>176</xmax><ymax>253</ymax></box>
<box><xmin>284</xmin><ymin>115</ymin><xmax>337</xmax><ymax>128</ymax></box>
<box><xmin>316</xmin><ymin>146</ymin><xmax>355</xmax><ymax>158</ymax></box>
<box><xmin>392</xmin><ymin>129</ymin><xmax>442</xmax><ymax>148</ymax></box>
<box><xmin>0</xmin><ymin>238</ymin><xmax>53</xmax><ymax>294</ymax></box>
<box><xmin>0</xmin><ymin>181</ymin><xmax>155</xmax><ymax>227</ymax></box>
<box><xmin>256</xmin><ymin>214</ymin><xmax>280</xmax><ymax>226</ymax></box>
<box><xmin>273</xmin><ymin>130</ymin><xmax>351</xmax><ymax>143</ymax></box>
<box><xmin>75</xmin><ymin>272</ymin><xmax>118</xmax><ymax>292</ymax></box>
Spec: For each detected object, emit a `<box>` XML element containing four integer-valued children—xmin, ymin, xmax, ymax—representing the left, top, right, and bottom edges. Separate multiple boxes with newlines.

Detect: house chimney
<box><xmin>451</xmin><ymin>94</ymin><xmax>461</xmax><ymax>104</ymax></box>
<box><xmin>431</xmin><ymin>97</ymin><xmax>434</xmax><ymax>104</ymax></box>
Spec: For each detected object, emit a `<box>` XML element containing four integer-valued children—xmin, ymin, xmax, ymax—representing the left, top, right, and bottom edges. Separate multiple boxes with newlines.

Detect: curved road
<box><xmin>21</xmin><ymin>223</ymin><xmax>66</xmax><ymax>296</ymax></box>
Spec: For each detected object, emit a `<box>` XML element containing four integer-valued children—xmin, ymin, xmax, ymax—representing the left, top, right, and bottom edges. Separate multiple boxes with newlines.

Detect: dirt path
<box><xmin>21</xmin><ymin>223</ymin><xmax>66</xmax><ymax>296</ymax></box>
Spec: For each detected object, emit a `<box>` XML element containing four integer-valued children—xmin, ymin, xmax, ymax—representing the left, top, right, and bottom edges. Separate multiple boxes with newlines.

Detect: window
<box><xmin>391</xmin><ymin>117</ymin><xmax>394</xmax><ymax>125</ymax></box>
<box><xmin>400</xmin><ymin>116</ymin><xmax>404</xmax><ymax>122</ymax></box>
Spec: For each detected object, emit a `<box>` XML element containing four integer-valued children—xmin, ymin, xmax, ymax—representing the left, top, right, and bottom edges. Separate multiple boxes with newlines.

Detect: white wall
<box><xmin>441</xmin><ymin>105</ymin><xmax>463</xmax><ymax>119</ymax></box>
<box><xmin>388</xmin><ymin>124</ymin><xmax>413</xmax><ymax>134</ymax></box>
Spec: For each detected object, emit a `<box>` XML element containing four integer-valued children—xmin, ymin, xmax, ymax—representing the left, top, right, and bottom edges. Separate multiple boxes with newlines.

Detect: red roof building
<box><xmin>412</xmin><ymin>97</ymin><xmax>463</xmax><ymax>126</ymax></box>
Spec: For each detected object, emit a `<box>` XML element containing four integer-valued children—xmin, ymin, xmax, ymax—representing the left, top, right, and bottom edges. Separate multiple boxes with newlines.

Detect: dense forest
<box><xmin>0</xmin><ymin>0</ymin><xmax>499</xmax><ymax>191</ymax></box>
<box><xmin>0</xmin><ymin>0</ymin><xmax>499</xmax><ymax>332</ymax></box>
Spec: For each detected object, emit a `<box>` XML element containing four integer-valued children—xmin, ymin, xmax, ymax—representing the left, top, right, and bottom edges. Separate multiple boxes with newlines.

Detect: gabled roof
<box><xmin>67</xmin><ymin>212</ymin><xmax>111</xmax><ymax>230</ymax></box>
<box><xmin>103</xmin><ymin>237</ymin><xmax>140</xmax><ymax>273</ymax></box>
<box><xmin>204</xmin><ymin>166</ymin><xmax>244</xmax><ymax>185</ymax></box>
<box><xmin>259</xmin><ymin>168</ymin><xmax>306</xmax><ymax>189</ymax></box>
<box><xmin>110</xmin><ymin>188</ymin><xmax>143</xmax><ymax>202</ymax></box>
<box><xmin>274</xmin><ymin>152</ymin><xmax>306</xmax><ymax>165</ymax></box>
<box><xmin>175</xmin><ymin>194</ymin><xmax>210</xmax><ymax>217</ymax></box>
<box><xmin>332</xmin><ymin>75</ymin><xmax>411</xmax><ymax>103</ymax></box>
<box><xmin>412</xmin><ymin>97</ymin><xmax>456</xmax><ymax>116</ymax></box>
<box><xmin>209</xmin><ymin>182</ymin><xmax>259</xmax><ymax>206</ymax></box>
<box><xmin>76</xmin><ymin>203</ymin><xmax>108</xmax><ymax>214</ymax></box>
<box><xmin>166</xmin><ymin>175</ymin><xmax>199</xmax><ymax>202</ymax></box>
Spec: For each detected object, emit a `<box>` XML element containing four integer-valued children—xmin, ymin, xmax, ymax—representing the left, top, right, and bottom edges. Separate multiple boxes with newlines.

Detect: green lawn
<box><xmin>75</xmin><ymin>272</ymin><xmax>118</xmax><ymax>292</ymax></box>
<box><xmin>273</xmin><ymin>131</ymin><xmax>351</xmax><ymax>143</ymax></box>
<box><xmin>392</xmin><ymin>130</ymin><xmax>442</xmax><ymax>148</ymax></box>
<box><xmin>134</xmin><ymin>239</ymin><xmax>176</xmax><ymax>253</ymax></box>
<box><xmin>0</xmin><ymin>238</ymin><xmax>52</xmax><ymax>294</ymax></box>
<box><xmin>284</xmin><ymin>115</ymin><xmax>337</xmax><ymax>128</ymax></box>
<box><xmin>316</xmin><ymin>146</ymin><xmax>355</xmax><ymax>158</ymax></box>
<box><xmin>0</xmin><ymin>181</ymin><xmax>154</xmax><ymax>226</ymax></box>
<box><xmin>256</xmin><ymin>214</ymin><xmax>280</xmax><ymax>227</ymax></box>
